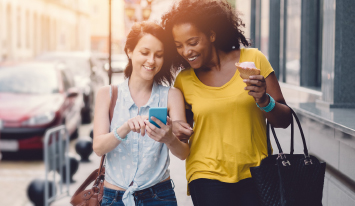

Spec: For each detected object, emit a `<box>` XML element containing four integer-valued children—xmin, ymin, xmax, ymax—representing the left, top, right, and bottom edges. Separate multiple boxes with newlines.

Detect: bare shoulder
<box><xmin>168</xmin><ymin>87</ymin><xmax>186</xmax><ymax>120</ymax></box>
<box><xmin>98</xmin><ymin>85</ymin><xmax>111</xmax><ymax>94</ymax></box>
<box><xmin>168</xmin><ymin>87</ymin><xmax>184</xmax><ymax>109</ymax></box>
<box><xmin>168</xmin><ymin>87</ymin><xmax>183</xmax><ymax>100</ymax></box>
<box><xmin>95</xmin><ymin>85</ymin><xmax>112</xmax><ymax>107</ymax></box>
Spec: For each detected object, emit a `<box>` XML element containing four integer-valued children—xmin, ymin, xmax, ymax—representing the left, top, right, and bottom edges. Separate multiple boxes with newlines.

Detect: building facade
<box><xmin>0</xmin><ymin>0</ymin><xmax>91</xmax><ymax>61</ymax></box>
<box><xmin>90</xmin><ymin>0</ymin><xmax>125</xmax><ymax>54</ymax></box>
<box><xmin>236</xmin><ymin>0</ymin><xmax>355</xmax><ymax>205</ymax></box>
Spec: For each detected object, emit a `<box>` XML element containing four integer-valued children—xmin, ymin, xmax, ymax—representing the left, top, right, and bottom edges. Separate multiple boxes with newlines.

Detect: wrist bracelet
<box><xmin>256</xmin><ymin>93</ymin><xmax>276</xmax><ymax>112</ymax></box>
<box><xmin>114</xmin><ymin>125</ymin><xmax>127</xmax><ymax>141</ymax></box>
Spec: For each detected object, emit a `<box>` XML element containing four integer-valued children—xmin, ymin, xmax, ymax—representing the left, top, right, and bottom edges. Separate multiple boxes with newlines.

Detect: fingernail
<box><xmin>244</xmin><ymin>87</ymin><xmax>246</xmax><ymax>90</ymax></box>
<box><xmin>243</xmin><ymin>79</ymin><xmax>247</xmax><ymax>82</ymax></box>
<box><xmin>151</xmin><ymin>116</ymin><xmax>155</xmax><ymax>120</ymax></box>
<box><xmin>189</xmin><ymin>127</ymin><xmax>193</xmax><ymax>130</ymax></box>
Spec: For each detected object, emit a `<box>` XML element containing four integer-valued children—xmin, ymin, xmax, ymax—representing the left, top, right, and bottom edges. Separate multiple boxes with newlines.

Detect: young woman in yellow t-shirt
<box><xmin>162</xmin><ymin>0</ymin><xmax>292</xmax><ymax>205</ymax></box>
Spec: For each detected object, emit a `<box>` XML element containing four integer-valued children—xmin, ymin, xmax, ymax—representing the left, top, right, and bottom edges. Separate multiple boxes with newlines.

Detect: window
<box><xmin>285</xmin><ymin>0</ymin><xmax>301</xmax><ymax>86</ymax></box>
<box><xmin>260</xmin><ymin>0</ymin><xmax>270</xmax><ymax>58</ymax></box>
<box><xmin>17</xmin><ymin>7</ymin><xmax>21</xmax><ymax>48</ymax></box>
<box><xmin>26</xmin><ymin>10</ymin><xmax>30</xmax><ymax>49</ymax></box>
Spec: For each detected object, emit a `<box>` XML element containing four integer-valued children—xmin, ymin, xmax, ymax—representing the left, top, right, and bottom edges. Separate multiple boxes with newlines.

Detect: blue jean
<box><xmin>101</xmin><ymin>180</ymin><xmax>177</xmax><ymax>206</ymax></box>
<box><xmin>189</xmin><ymin>178</ymin><xmax>261</xmax><ymax>206</ymax></box>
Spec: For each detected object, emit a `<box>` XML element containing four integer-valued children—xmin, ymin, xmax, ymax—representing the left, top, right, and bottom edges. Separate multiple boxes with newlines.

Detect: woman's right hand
<box><xmin>126</xmin><ymin>115</ymin><xmax>148</xmax><ymax>136</ymax></box>
<box><xmin>172</xmin><ymin>120</ymin><xmax>193</xmax><ymax>143</ymax></box>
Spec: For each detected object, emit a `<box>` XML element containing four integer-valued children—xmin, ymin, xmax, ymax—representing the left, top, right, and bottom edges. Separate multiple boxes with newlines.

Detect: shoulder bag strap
<box><xmin>98</xmin><ymin>85</ymin><xmax>119</xmax><ymax>174</ymax></box>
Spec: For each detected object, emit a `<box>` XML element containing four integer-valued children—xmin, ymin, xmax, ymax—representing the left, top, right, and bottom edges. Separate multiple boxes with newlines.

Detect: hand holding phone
<box><xmin>146</xmin><ymin>108</ymin><xmax>175</xmax><ymax>144</ymax></box>
<box><xmin>149</xmin><ymin>107</ymin><xmax>167</xmax><ymax>128</ymax></box>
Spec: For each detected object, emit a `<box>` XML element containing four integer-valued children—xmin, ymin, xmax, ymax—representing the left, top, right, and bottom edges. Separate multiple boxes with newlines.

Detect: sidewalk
<box><xmin>52</xmin><ymin>148</ymin><xmax>193</xmax><ymax>206</ymax></box>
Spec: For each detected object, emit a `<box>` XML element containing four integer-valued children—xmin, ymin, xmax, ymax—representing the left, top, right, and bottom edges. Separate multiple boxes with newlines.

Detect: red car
<box><xmin>0</xmin><ymin>61</ymin><xmax>83</xmax><ymax>160</ymax></box>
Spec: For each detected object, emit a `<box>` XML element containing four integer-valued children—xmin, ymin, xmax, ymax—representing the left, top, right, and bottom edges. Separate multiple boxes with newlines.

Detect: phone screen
<box><xmin>148</xmin><ymin>107</ymin><xmax>167</xmax><ymax>128</ymax></box>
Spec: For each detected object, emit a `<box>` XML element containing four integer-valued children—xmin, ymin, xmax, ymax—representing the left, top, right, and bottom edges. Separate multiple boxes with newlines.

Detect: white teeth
<box><xmin>143</xmin><ymin>65</ymin><xmax>154</xmax><ymax>70</ymax></box>
<box><xmin>188</xmin><ymin>56</ymin><xmax>197</xmax><ymax>61</ymax></box>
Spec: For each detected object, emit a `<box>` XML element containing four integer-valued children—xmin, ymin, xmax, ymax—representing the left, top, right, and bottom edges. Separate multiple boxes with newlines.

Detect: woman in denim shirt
<box><xmin>93</xmin><ymin>22</ymin><xmax>190</xmax><ymax>206</ymax></box>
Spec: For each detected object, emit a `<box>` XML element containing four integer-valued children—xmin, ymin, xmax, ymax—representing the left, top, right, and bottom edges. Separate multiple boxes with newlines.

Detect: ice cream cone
<box><xmin>235</xmin><ymin>62</ymin><xmax>260</xmax><ymax>86</ymax></box>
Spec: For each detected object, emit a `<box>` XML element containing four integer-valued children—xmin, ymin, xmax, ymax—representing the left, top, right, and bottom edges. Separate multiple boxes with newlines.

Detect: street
<box><xmin>0</xmin><ymin>72</ymin><xmax>193</xmax><ymax>206</ymax></box>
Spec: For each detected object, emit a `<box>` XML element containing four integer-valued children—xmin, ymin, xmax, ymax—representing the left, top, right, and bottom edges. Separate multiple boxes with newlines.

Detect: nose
<box><xmin>183</xmin><ymin>47</ymin><xmax>192</xmax><ymax>58</ymax></box>
<box><xmin>147</xmin><ymin>54</ymin><xmax>155</xmax><ymax>65</ymax></box>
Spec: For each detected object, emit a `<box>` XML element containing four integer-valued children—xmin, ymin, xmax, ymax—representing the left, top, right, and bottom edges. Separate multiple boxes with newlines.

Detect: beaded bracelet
<box><xmin>256</xmin><ymin>93</ymin><xmax>276</xmax><ymax>112</ymax></box>
<box><xmin>114</xmin><ymin>125</ymin><xmax>127</xmax><ymax>141</ymax></box>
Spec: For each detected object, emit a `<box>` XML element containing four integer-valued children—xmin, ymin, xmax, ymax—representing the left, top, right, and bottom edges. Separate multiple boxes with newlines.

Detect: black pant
<box><xmin>189</xmin><ymin>178</ymin><xmax>261</xmax><ymax>206</ymax></box>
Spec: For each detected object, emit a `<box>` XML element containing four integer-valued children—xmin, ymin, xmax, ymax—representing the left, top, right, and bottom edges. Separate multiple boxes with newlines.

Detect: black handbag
<box><xmin>250</xmin><ymin>107</ymin><xmax>326</xmax><ymax>206</ymax></box>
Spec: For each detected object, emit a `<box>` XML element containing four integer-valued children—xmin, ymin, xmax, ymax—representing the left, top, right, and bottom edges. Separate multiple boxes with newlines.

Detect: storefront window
<box><xmin>260</xmin><ymin>0</ymin><xmax>269</xmax><ymax>59</ymax></box>
<box><xmin>285</xmin><ymin>0</ymin><xmax>301</xmax><ymax>85</ymax></box>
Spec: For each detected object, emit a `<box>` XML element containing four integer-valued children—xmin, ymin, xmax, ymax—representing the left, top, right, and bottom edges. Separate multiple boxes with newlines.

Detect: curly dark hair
<box><xmin>124</xmin><ymin>21</ymin><xmax>175</xmax><ymax>86</ymax></box>
<box><xmin>161</xmin><ymin>0</ymin><xmax>250</xmax><ymax>69</ymax></box>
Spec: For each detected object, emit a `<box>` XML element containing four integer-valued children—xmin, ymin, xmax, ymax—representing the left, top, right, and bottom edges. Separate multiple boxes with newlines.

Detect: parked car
<box><xmin>0</xmin><ymin>61</ymin><xmax>83</xmax><ymax>159</ymax></box>
<box><xmin>37</xmin><ymin>52</ymin><xmax>108</xmax><ymax>123</ymax></box>
<box><xmin>103</xmin><ymin>54</ymin><xmax>129</xmax><ymax>73</ymax></box>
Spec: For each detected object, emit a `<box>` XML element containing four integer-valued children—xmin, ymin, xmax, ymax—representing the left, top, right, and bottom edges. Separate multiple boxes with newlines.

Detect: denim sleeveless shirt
<box><xmin>106</xmin><ymin>78</ymin><xmax>171</xmax><ymax>206</ymax></box>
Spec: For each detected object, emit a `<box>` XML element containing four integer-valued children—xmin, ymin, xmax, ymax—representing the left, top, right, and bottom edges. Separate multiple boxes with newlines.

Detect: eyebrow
<box><xmin>141</xmin><ymin>47</ymin><xmax>164</xmax><ymax>52</ymax></box>
<box><xmin>175</xmin><ymin>37</ymin><xmax>199</xmax><ymax>43</ymax></box>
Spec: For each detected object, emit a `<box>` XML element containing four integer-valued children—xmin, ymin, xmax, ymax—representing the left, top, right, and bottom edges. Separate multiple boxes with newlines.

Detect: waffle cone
<box><xmin>235</xmin><ymin>63</ymin><xmax>260</xmax><ymax>85</ymax></box>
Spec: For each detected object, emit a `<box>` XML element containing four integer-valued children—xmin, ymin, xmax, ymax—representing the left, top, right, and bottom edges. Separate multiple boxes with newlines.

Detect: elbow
<box><xmin>94</xmin><ymin>150</ymin><xmax>104</xmax><ymax>157</ymax></box>
<box><xmin>283</xmin><ymin>121</ymin><xmax>292</xmax><ymax>129</ymax></box>
<box><xmin>178</xmin><ymin>156</ymin><xmax>187</xmax><ymax>161</ymax></box>
<box><xmin>278</xmin><ymin>121</ymin><xmax>291</xmax><ymax>129</ymax></box>
<box><xmin>271</xmin><ymin>121</ymin><xmax>291</xmax><ymax>129</ymax></box>
<box><xmin>281</xmin><ymin>111</ymin><xmax>293</xmax><ymax>128</ymax></box>
<box><xmin>178</xmin><ymin>152</ymin><xmax>190</xmax><ymax>161</ymax></box>
<box><xmin>93</xmin><ymin>143</ymin><xmax>104</xmax><ymax>157</ymax></box>
<box><xmin>272</xmin><ymin>115</ymin><xmax>292</xmax><ymax>129</ymax></box>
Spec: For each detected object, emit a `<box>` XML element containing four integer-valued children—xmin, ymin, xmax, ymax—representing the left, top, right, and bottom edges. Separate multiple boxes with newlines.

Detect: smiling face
<box><xmin>172</xmin><ymin>23</ymin><xmax>215</xmax><ymax>69</ymax></box>
<box><xmin>127</xmin><ymin>34</ymin><xmax>164</xmax><ymax>81</ymax></box>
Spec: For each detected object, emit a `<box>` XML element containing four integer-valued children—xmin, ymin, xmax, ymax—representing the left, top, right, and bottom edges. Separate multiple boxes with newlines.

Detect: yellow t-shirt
<box><xmin>174</xmin><ymin>48</ymin><xmax>274</xmax><ymax>188</ymax></box>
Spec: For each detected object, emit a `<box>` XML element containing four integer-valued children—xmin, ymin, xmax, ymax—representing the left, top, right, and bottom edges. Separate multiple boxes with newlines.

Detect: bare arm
<box><xmin>172</xmin><ymin>109</ymin><xmax>194</xmax><ymax>143</ymax></box>
<box><xmin>166</xmin><ymin>88</ymin><xmax>190</xmax><ymax>159</ymax></box>
<box><xmin>244</xmin><ymin>72</ymin><xmax>292</xmax><ymax>128</ymax></box>
<box><xmin>92</xmin><ymin>86</ymin><xmax>130</xmax><ymax>156</ymax></box>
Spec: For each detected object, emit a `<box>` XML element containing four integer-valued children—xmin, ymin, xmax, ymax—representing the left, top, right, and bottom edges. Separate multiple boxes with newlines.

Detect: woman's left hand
<box><xmin>243</xmin><ymin>75</ymin><xmax>269</xmax><ymax>107</ymax></box>
<box><xmin>144</xmin><ymin>116</ymin><xmax>175</xmax><ymax>145</ymax></box>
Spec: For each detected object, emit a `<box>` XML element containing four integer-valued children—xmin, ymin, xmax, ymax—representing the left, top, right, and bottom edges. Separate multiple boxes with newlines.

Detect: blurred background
<box><xmin>0</xmin><ymin>0</ymin><xmax>355</xmax><ymax>206</ymax></box>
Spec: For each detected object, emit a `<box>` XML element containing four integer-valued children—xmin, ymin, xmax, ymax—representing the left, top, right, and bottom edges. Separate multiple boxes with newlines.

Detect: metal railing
<box><xmin>43</xmin><ymin>125</ymin><xmax>70</xmax><ymax>206</ymax></box>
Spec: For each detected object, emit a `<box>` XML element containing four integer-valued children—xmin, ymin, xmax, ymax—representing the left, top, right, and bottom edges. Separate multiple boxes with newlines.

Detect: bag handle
<box><xmin>289</xmin><ymin>107</ymin><xmax>309</xmax><ymax>156</ymax></box>
<box><xmin>98</xmin><ymin>85</ymin><xmax>118</xmax><ymax>175</ymax></box>
<box><xmin>71</xmin><ymin>169</ymin><xmax>100</xmax><ymax>198</ymax></box>
<box><xmin>266</xmin><ymin>106</ymin><xmax>309</xmax><ymax>157</ymax></box>
<box><xmin>109</xmin><ymin>85</ymin><xmax>118</xmax><ymax>123</ymax></box>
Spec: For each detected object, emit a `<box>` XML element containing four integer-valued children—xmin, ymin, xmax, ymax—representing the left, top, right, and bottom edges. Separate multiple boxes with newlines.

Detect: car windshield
<box><xmin>37</xmin><ymin>54</ymin><xmax>91</xmax><ymax>77</ymax></box>
<box><xmin>60</xmin><ymin>58</ymin><xmax>91</xmax><ymax>77</ymax></box>
<box><xmin>0</xmin><ymin>67</ymin><xmax>59</xmax><ymax>94</ymax></box>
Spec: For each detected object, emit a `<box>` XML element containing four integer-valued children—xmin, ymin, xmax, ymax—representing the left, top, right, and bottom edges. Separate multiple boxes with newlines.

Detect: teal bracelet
<box><xmin>114</xmin><ymin>126</ymin><xmax>127</xmax><ymax>141</ymax></box>
<box><xmin>256</xmin><ymin>93</ymin><xmax>276</xmax><ymax>112</ymax></box>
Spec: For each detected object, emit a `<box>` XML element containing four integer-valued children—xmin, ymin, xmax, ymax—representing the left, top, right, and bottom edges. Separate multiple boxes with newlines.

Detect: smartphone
<box><xmin>149</xmin><ymin>107</ymin><xmax>167</xmax><ymax>128</ymax></box>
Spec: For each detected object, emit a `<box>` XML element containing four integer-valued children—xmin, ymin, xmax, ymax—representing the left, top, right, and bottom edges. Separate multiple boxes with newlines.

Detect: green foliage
<box><xmin>226</xmin><ymin>0</ymin><xmax>236</xmax><ymax>9</ymax></box>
